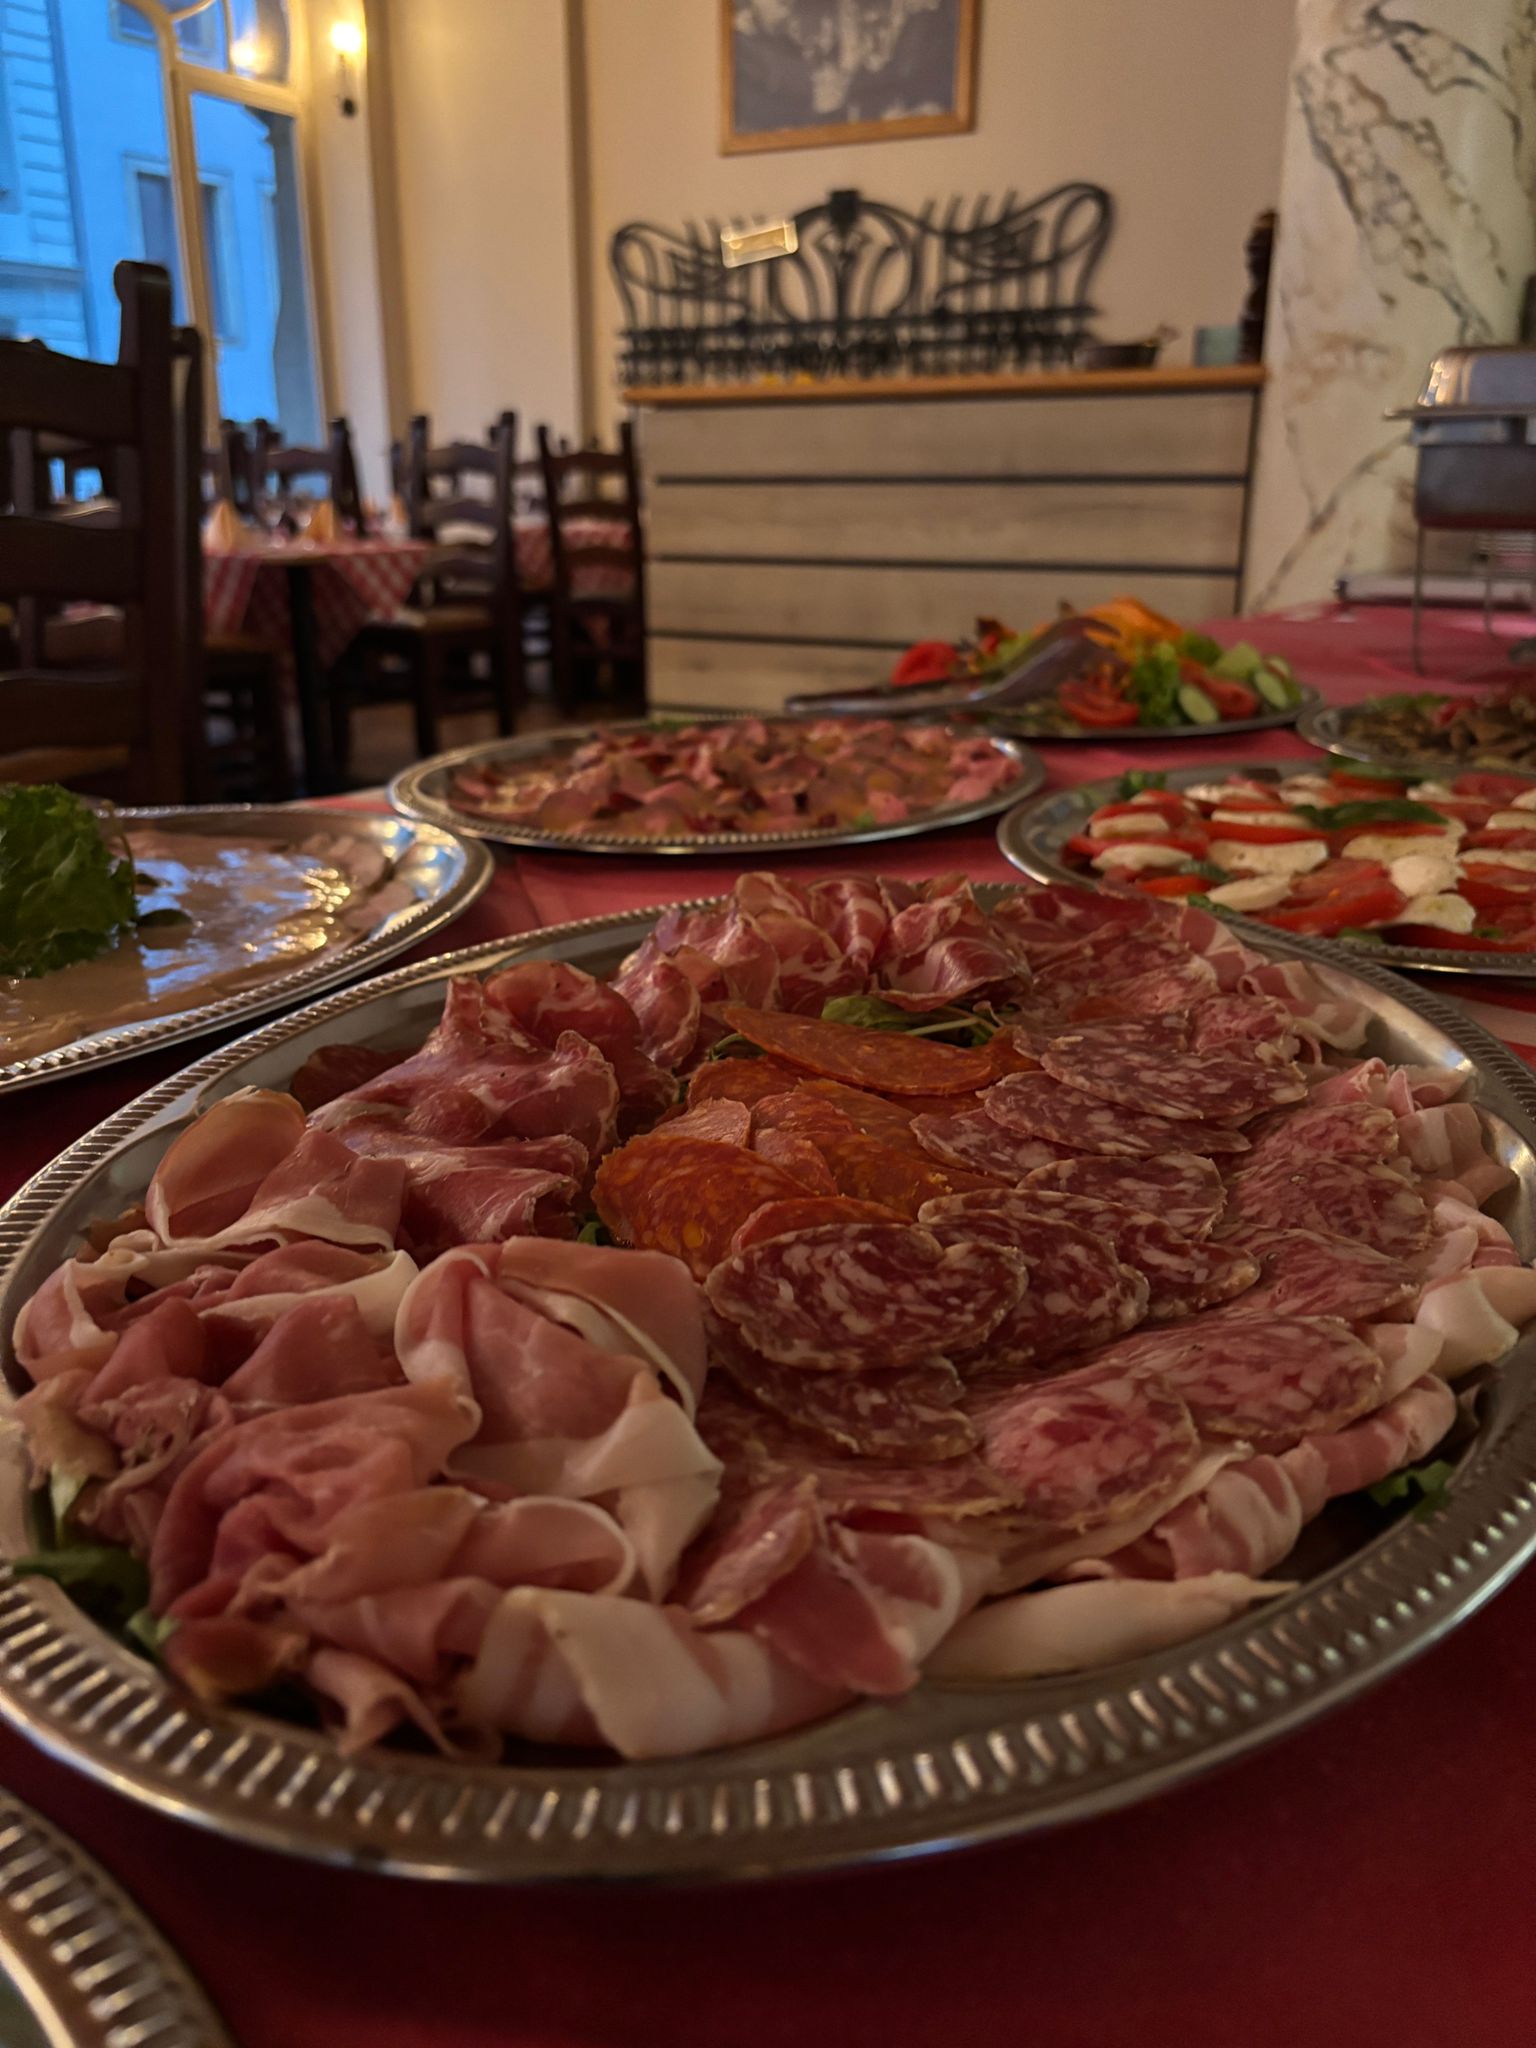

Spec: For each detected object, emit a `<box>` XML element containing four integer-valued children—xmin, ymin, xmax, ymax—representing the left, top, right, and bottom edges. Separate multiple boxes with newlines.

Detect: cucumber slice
<box><xmin>1254</xmin><ymin>667</ymin><xmax>1292</xmax><ymax>710</ymax></box>
<box><xmin>1211</xmin><ymin>641</ymin><xmax>1263</xmax><ymax>681</ymax></box>
<box><xmin>1177</xmin><ymin>680</ymin><xmax>1220</xmax><ymax>724</ymax></box>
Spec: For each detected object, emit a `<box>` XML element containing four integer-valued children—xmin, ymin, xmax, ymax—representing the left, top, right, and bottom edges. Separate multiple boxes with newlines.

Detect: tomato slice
<box><xmin>1133</xmin><ymin>874</ymin><xmax>1214</xmax><ymax>899</ymax></box>
<box><xmin>1452</xmin><ymin>772</ymin><xmax>1536</xmax><ymax>803</ymax></box>
<box><xmin>1207</xmin><ymin>820</ymin><xmax>1325</xmax><ymax>845</ymax></box>
<box><xmin>1390</xmin><ymin>924</ymin><xmax>1528</xmax><ymax>953</ymax></box>
<box><xmin>1087</xmin><ymin>795</ymin><xmax>1195</xmax><ymax>825</ymax></box>
<box><xmin>1203</xmin><ymin>676</ymin><xmax>1261</xmax><ymax>720</ymax></box>
<box><xmin>1459</xmin><ymin>869</ymin><xmax>1536</xmax><ymax>909</ymax></box>
<box><xmin>1259</xmin><ymin>877</ymin><xmax>1407</xmax><ymax>934</ymax></box>
<box><xmin>1067</xmin><ymin>829</ymin><xmax>1210</xmax><ymax>861</ymax></box>
<box><xmin>1465</xmin><ymin>830</ymin><xmax>1536</xmax><ymax>853</ymax></box>
<box><xmin>1326</xmin><ymin>772</ymin><xmax>1411</xmax><ymax>797</ymax></box>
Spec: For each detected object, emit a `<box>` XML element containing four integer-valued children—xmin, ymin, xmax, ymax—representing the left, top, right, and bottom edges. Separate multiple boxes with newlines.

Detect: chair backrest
<box><xmin>405</xmin><ymin>413</ymin><xmax>519</xmax><ymax>626</ymax></box>
<box><xmin>0</xmin><ymin>260</ymin><xmax>200</xmax><ymax>801</ymax></box>
<box><xmin>536</xmin><ymin>421</ymin><xmax>644</xmax><ymax>621</ymax></box>
<box><xmin>202</xmin><ymin>419</ymin><xmax>256</xmax><ymax>514</ymax></box>
<box><xmin>252</xmin><ymin>415</ymin><xmax>364</xmax><ymax>530</ymax></box>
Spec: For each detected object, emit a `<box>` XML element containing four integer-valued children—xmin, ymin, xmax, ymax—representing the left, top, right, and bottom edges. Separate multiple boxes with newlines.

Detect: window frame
<box><xmin>123</xmin><ymin>0</ymin><xmax>322</xmax><ymax>437</ymax></box>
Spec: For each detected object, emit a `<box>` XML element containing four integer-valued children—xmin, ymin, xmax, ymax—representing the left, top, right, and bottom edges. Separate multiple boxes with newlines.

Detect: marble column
<box><xmin>1245</xmin><ymin>0</ymin><xmax>1536</xmax><ymax>609</ymax></box>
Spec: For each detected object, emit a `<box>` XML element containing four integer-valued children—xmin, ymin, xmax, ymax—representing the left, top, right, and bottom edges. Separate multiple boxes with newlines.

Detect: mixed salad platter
<box><xmin>1</xmin><ymin>873</ymin><xmax>1534</xmax><ymax>1878</ymax></box>
<box><xmin>1002</xmin><ymin>759</ymin><xmax>1536</xmax><ymax>973</ymax></box>
<box><xmin>1301</xmin><ymin>687</ymin><xmax>1536</xmax><ymax>773</ymax></box>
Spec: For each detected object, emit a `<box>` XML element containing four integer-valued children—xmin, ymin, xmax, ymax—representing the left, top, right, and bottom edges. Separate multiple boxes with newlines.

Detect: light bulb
<box><xmin>229</xmin><ymin>34</ymin><xmax>260</xmax><ymax>69</ymax></box>
<box><xmin>329</xmin><ymin>19</ymin><xmax>364</xmax><ymax>58</ymax></box>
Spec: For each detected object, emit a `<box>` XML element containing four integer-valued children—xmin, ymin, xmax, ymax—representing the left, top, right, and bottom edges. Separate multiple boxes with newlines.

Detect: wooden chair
<box><xmin>333</xmin><ymin>411</ymin><xmax>533</xmax><ymax>780</ymax></box>
<box><xmin>251</xmin><ymin>415</ymin><xmax>364</xmax><ymax>532</ymax></box>
<box><xmin>202</xmin><ymin>419</ymin><xmax>256</xmax><ymax>517</ymax></box>
<box><xmin>0</xmin><ymin>261</ymin><xmax>199</xmax><ymax>802</ymax></box>
<box><xmin>536</xmin><ymin>422</ymin><xmax>646</xmax><ymax>713</ymax></box>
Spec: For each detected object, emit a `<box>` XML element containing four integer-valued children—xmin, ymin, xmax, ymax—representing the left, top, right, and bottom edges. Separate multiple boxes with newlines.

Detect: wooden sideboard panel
<box><xmin>648</xmin><ymin>560</ymin><xmax>1239</xmax><ymax>647</ymax></box>
<box><xmin>649</xmin><ymin>636</ymin><xmax>893</xmax><ymax>711</ymax></box>
<box><xmin>641</xmin><ymin>391</ymin><xmax>1255</xmax><ymax>482</ymax></box>
<box><xmin>649</xmin><ymin>479</ymin><xmax>1246</xmax><ymax>570</ymax></box>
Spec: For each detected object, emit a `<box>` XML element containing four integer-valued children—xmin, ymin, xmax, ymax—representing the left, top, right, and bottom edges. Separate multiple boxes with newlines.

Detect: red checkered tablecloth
<box><xmin>513</xmin><ymin>514</ymin><xmax>635</xmax><ymax>598</ymax></box>
<box><xmin>203</xmin><ymin>538</ymin><xmax>431</xmax><ymax>669</ymax></box>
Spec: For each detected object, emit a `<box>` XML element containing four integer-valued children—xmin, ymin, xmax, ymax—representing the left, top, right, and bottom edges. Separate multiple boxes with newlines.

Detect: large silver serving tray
<box><xmin>999</xmin><ymin>758</ymin><xmax>1536</xmax><ymax>979</ymax></box>
<box><xmin>0</xmin><ymin>1790</ymin><xmax>232</xmax><ymax>2046</ymax></box>
<box><xmin>0</xmin><ymin>899</ymin><xmax>1534</xmax><ymax>1883</ymax></box>
<box><xmin>1000</xmin><ymin>681</ymin><xmax>1321</xmax><ymax>744</ymax></box>
<box><xmin>388</xmin><ymin>719</ymin><xmax>1044</xmax><ymax>855</ymax></box>
<box><xmin>1297</xmin><ymin>695</ymin><xmax>1536</xmax><ymax>776</ymax></box>
<box><xmin>0</xmin><ymin>805</ymin><xmax>493</xmax><ymax>1096</ymax></box>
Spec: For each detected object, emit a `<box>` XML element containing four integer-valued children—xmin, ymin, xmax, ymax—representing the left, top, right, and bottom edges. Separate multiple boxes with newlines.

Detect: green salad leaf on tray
<box><xmin>0</xmin><ymin>783</ymin><xmax>138</xmax><ymax>980</ymax></box>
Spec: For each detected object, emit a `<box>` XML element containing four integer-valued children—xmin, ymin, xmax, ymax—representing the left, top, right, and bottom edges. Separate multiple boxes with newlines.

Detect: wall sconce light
<box><xmin>229</xmin><ymin>34</ymin><xmax>260</xmax><ymax>73</ymax></box>
<box><xmin>330</xmin><ymin>18</ymin><xmax>364</xmax><ymax>117</ymax></box>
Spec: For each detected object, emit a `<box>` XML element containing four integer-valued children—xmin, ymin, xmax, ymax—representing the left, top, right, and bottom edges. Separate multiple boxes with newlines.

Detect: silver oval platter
<box><xmin>0</xmin><ymin>805</ymin><xmax>493</xmax><ymax>1096</ymax></box>
<box><xmin>999</xmin><ymin>680</ymin><xmax>1321</xmax><ymax>744</ymax></box>
<box><xmin>998</xmin><ymin>758</ymin><xmax>1536</xmax><ymax>980</ymax></box>
<box><xmin>1297</xmin><ymin>695</ymin><xmax>1536</xmax><ymax>776</ymax></box>
<box><xmin>0</xmin><ymin>1790</ymin><xmax>233</xmax><ymax>2046</ymax></box>
<box><xmin>389</xmin><ymin>718</ymin><xmax>1044</xmax><ymax>855</ymax></box>
<box><xmin>0</xmin><ymin>895</ymin><xmax>1534</xmax><ymax>1882</ymax></box>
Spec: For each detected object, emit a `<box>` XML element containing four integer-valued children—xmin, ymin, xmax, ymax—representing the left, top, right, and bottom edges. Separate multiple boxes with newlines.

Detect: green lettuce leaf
<box><xmin>0</xmin><ymin>784</ymin><xmax>137</xmax><ymax>978</ymax></box>
<box><xmin>1176</xmin><ymin>630</ymin><xmax>1223</xmax><ymax>667</ymax></box>
<box><xmin>1366</xmin><ymin>1457</ymin><xmax>1456</xmax><ymax>1517</ymax></box>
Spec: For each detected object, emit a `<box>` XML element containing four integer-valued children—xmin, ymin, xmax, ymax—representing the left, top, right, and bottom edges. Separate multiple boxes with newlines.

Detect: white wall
<box><xmin>582</xmin><ymin>0</ymin><xmax>1297</xmax><ymax>430</ymax></box>
<box><xmin>373</xmin><ymin>0</ymin><xmax>583</xmax><ymax>448</ymax></box>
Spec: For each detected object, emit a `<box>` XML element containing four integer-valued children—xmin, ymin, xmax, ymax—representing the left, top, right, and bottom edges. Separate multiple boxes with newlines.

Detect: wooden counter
<box><xmin>631</xmin><ymin>366</ymin><xmax>1266</xmax><ymax>711</ymax></box>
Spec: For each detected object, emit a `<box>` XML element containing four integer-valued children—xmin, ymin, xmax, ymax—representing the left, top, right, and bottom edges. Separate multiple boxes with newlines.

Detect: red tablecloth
<box><xmin>513</xmin><ymin>513</ymin><xmax>635</xmax><ymax>598</ymax></box>
<box><xmin>5</xmin><ymin>601</ymin><xmax>1536</xmax><ymax>2048</ymax></box>
<box><xmin>204</xmin><ymin>538</ymin><xmax>432</xmax><ymax>670</ymax></box>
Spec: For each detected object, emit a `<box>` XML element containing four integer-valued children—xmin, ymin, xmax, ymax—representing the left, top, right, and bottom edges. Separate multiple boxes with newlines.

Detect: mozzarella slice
<box><xmin>1392</xmin><ymin>892</ymin><xmax>1477</xmax><ymax>934</ymax></box>
<box><xmin>1460</xmin><ymin>847</ymin><xmax>1536</xmax><ymax>872</ymax></box>
<box><xmin>1408</xmin><ymin>781</ymin><xmax>1459</xmax><ymax>802</ymax></box>
<box><xmin>1089</xmin><ymin>811</ymin><xmax>1171</xmax><ymax>838</ymax></box>
<box><xmin>1090</xmin><ymin>842</ymin><xmax>1192</xmax><ymax>873</ymax></box>
<box><xmin>1206</xmin><ymin>838</ymin><xmax>1329</xmax><ymax>877</ymax></box>
<box><xmin>1204</xmin><ymin>876</ymin><xmax>1295</xmax><ymax>911</ymax></box>
<box><xmin>1209</xmin><ymin>807</ymin><xmax>1308</xmax><ymax>827</ymax></box>
<box><xmin>1508</xmin><ymin>787</ymin><xmax>1536</xmax><ymax>811</ymax></box>
<box><xmin>1179</xmin><ymin>782</ymin><xmax>1280</xmax><ymax>806</ymax></box>
<box><xmin>1343</xmin><ymin>829</ymin><xmax>1462</xmax><ymax>863</ymax></box>
<box><xmin>1485</xmin><ymin>810</ymin><xmax>1536</xmax><ymax>832</ymax></box>
<box><xmin>1388</xmin><ymin>851</ymin><xmax>1462</xmax><ymax>899</ymax></box>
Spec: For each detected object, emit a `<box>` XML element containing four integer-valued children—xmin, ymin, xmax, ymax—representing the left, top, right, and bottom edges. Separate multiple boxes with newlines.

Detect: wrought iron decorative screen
<box><xmin>611</xmin><ymin>185</ymin><xmax>1113</xmax><ymax>388</ymax></box>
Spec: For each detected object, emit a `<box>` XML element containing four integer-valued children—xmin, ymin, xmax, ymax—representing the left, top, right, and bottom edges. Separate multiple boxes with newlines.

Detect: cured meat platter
<box><xmin>1</xmin><ymin>885</ymin><xmax>1535</xmax><ymax>1882</ymax></box>
<box><xmin>0</xmin><ymin>1791</ymin><xmax>232</xmax><ymax>2046</ymax></box>
<box><xmin>998</xmin><ymin>760</ymin><xmax>1536</xmax><ymax>977</ymax></box>
<box><xmin>0</xmin><ymin>806</ymin><xmax>493</xmax><ymax>1096</ymax></box>
<box><xmin>389</xmin><ymin>717</ymin><xmax>1043</xmax><ymax>854</ymax></box>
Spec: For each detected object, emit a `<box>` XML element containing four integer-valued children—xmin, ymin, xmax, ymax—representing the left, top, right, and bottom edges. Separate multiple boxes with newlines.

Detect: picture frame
<box><xmin>720</xmin><ymin>0</ymin><xmax>979</xmax><ymax>157</ymax></box>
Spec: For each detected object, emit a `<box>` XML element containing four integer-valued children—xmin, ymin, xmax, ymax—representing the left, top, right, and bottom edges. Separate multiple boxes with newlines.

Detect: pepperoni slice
<box><xmin>751</xmin><ymin>1127</ymin><xmax>840</xmax><ymax>1192</ymax></box>
<box><xmin>753</xmin><ymin>1091</ymin><xmax>1004</xmax><ymax>1216</ymax></box>
<box><xmin>704</xmin><ymin>1221</ymin><xmax>1025</xmax><ymax>1371</ymax></box>
<box><xmin>967</xmin><ymin>1372</ymin><xmax>1201</xmax><ymax>1530</ymax></box>
<box><xmin>1021</xmin><ymin>1152</ymin><xmax>1227</xmax><ymax>1239</ymax></box>
<box><xmin>593</xmin><ymin>1135</ymin><xmax>806</xmax><ymax>1279</ymax></box>
<box><xmin>920</xmin><ymin>1198</ymin><xmax>1148</xmax><ymax>1367</ymax></box>
<box><xmin>1221</xmin><ymin>1158</ymin><xmax>1431</xmax><ymax>1257</ymax></box>
<box><xmin>687</xmin><ymin>1057</ymin><xmax>809</xmax><ymax>1110</ymax></box>
<box><xmin>1093</xmin><ymin>1314</ymin><xmax>1384</xmax><ymax>1449</ymax></box>
<box><xmin>984</xmin><ymin>1072</ymin><xmax>1249</xmax><ymax>1159</ymax></box>
<box><xmin>910</xmin><ymin>1107</ymin><xmax>1074</xmax><ymax>1181</ymax></box>
<box><xmin>710</xmin><ymin>1324</ymin><xmax>977</xmax><ymax>1461</ymax></box>
<box><xmin>652</xmin><ymin>1098</ymin><xmax>751</xmax><ymax>1147</ymax></box>
<box><xmin>732</xmin><ymin>1194</ymin><xmax>905</xmax><ymax>1251</ymax></box>
<box><xmin>1040</xmin><ymin>1028</ymin><xmax>1306</xmax><ymax>1127</ymax></box>
<box><xmin>955</xmin><ymin>1189</ymin><xmax>1259</xmax><ymax>1320</ymax></box>
<box><xmin>718</xmin><ymin>1004</ymin><xmax>997</xmax><ymax>1096</ymax></box>
<box><xmin>1215</xmin><ymin>1227</ymin><xmax>1418</xmax><ymax>1322</ymax></box>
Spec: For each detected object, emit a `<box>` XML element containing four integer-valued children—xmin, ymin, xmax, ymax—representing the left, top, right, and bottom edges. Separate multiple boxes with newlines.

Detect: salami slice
<box><xmin>1092</xmin><ymin>1314</ymin><xmax>1384</xmax><ymax>1449</ymax></box>
<box><xmin>1221</xmin><ymin>1158</ymin><xmax>1431</xmax><ymax>1257</ymax></box>
<box><xmin>1214</xmin><ymin>1227</ymin><xmax>1418</xmax><ymax>1322</ymax></box>
<box><xmin>695</xmin><ymin>1385</ymin><xmax>1012</xmax><ymax>1520</ymax></box>
<box><xmin>799</xmin><ymin>1077</ymin><xmax>979</xmax><ymax>1148</ymax></box>
<box><xmin>1021</xmin><ymin>1152</ymin><xmax>1227</xmax><ymax>1239</ymax></box>
<box><xmin>733</xmin><ymin>1194</ymin><xmax>905</xmax><ymax>1251</ymax></box>
<box><xmin>952</xmin><ymin>1189</ymin><xmax>1259</xmax><ymax>1320</ymax></box>
<box><xmin>687</xmin><ymin>1056</ymin><xmax>812</xmax><ymax>1111</ymax></box>
<box><xmin>966</xmin><ymin>1373</ymin><xmax>1201</xmax><ymax>1531</ymax></box>
<box><xmin>1242</xmin><ymin>1099</ymin><xmax>1399</xmax><ymax>1175</ymax></box>
<box><xmin>1040</xmin><ymin>1028</ymin><xmax>1306</xmax><ymax>1127</ymax></box>
<box><xmin>704</xmin><ymin>1221</ymin><xmax>1025</xmax><ymax>1371</ymax></box>
<box><xmin>910</xmin><ymin>1106</ymin><xmax>1074</xmax><ymax>1181</ymax></box>
<box><xmin>984</xmin><ymin>1072</ymin><xmax>1249</xmax><ymax>1159</ymax></box>
<box><xmin>710</xmin><ymin>1323</ymin><xmax>977</xmax><ymax>1461</ymax></box>
<box><xmin>919</xmin><ymin>1199</ymin><xmax>1148</xmax><ymax>1367</ymax></box>
<box><xmin>750</xmin><ymin>1127</ymin><xmax>840</xmax><ymax>1192</ymax></box>
<box><xmin>752</xmin><ymin>1091</ymin><xmax>1005</xmax><ymax>1216</ymax></box>
<box><xmin>593</xmin><ymin>1135</ymin><xmax>806</xmax><ymax>1279</ymax></box>
<box><xmin>717</xmin><ymin>1003</ymin><xmax>997</xmax><ymax>1096</ymax></box>
<box><xmin>1189</xmin><ymin>992</ymin><xmax>1300</xmax><ymax>1061</ymax></box>
<box><xmin>1067</xmin><ymin>948</ymin><xmax>1220</xmax><ymax>1020</ymax></box>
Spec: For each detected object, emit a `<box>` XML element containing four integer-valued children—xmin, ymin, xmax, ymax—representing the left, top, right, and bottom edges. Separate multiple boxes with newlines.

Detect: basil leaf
<box><xmin>1293</xmin><ymin>799</ymin><xmax>1447</xmax><ymax>830</ymax></box>
<box><xmin>1114</xmin><ymin>769</ymin><xmax>1169</xmax><ymax>800</ymax></box>
<box><xmin>820</xmin><ymin>994</ymin><xmax>993</xmax><ymax>1044</ymax></box>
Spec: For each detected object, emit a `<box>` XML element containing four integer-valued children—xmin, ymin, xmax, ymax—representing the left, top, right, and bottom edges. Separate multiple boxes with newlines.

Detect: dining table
<box><xmin>2</xmin><ymin>598</ymin><xmax>1535</xmax><ymax>2048</ymax></box>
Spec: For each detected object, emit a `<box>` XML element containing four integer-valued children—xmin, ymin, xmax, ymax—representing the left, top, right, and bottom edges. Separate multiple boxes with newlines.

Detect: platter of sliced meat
<box><xmin>998</xmin><ymin>757</ymin><xmax>1536</xmax><ymax>975</ymax></box>
<box><xmin>1</xmin><ymin>874</ymin><xmax>1535</xmax><ymax>1881</ymax></box>
<box><xmin>388</xmin><ymin>716</ymin><xmax>1042</xmax><ymax>853</ymax></box>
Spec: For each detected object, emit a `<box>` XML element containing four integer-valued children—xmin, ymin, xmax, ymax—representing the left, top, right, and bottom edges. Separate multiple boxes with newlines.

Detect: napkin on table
<box><xmin>201</xmin><ymin>498</ymin><xmax>261</xmax><ymax>550</ymax></box>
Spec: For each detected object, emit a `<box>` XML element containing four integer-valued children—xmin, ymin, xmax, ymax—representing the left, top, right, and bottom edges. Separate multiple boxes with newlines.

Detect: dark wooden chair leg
<box><xmin>328</xmin><ymin>649</ymin><xmax>356</xmax><ymax>788</ymax></box>
<box><xmin>412</xmin><ymin>639</ymin><xmax>447</xmax><ymax>758</ymax></box>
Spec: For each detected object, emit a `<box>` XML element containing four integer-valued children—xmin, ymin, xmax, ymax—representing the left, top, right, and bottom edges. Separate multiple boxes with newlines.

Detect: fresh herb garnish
<box><xmin>1123</xmin><ymin>642</ymin><xmax>1183</xmax><ymax>727</ymax></box>
<box><xmin>1292</xmin><ymin>799</ymin><xmax>1448</xmax><ymax>830</ymax></box>
<box><xmin>819</xmin><ymin>994</ymin><xmax>995</xmax><ymax>1044</ymax></box>
<box><xmin>0</xmin><ymin>784</ymin><xmax>137</xmax><ymax>978</ymax></box>
<box><xmin>11</xmin><ymin>1542</ymin><xmax>151</xmax><ymax>1632</ymax></box>
<box><xmin>1185</xmin><ymin>894</ymin><xmax>1218</xmax><ymax>912</ymax></box>
<box><xmin>1176</xmin><ymin>629</ymin><xmax>1223</xmax><ymax>667</ymax></box>
<box><xmin>1366</xmin><ymin>1457</ymin><xmax>1456</xmax><ymax>1517</ymax></box>
<box><xmin>1114</xmin><ymin>769</ymin><xmax>1169</xmax><ymax>800</ymax></box>
<box><xmin>576</xmin><ymin>1217</ymin><xmax>612</xmax><ymax>1246</ymax></box>
<box><xmin>1335</xmin><ymin>755</ymin><xmax>1425</xmax><ymax>779</ymax></box>
<box><xmin>1183</xmin><ymin>860</ymin><xmax>1232</xmax><ymax>885</ymax></box>
<box><xmin>850</xmin><ymin>809</ymin><xmax>877</xmax><ymax>830</ymax></box>
<box><xmin>1336</xmin><ymin>926</ymin><xmax>1390</xmax><ymax>946</ymax></box>
<box><xmin>705</xmin><ymin>1032</ymin><xmax>763</xmax><ymax>1061</ymax></box>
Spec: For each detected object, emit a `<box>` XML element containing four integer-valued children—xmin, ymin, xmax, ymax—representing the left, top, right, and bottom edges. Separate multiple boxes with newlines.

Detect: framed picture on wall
<box><xmin>721</xmin><ymin>0</ymin><xmax>979</xmax><ymax>156</ymax></box>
